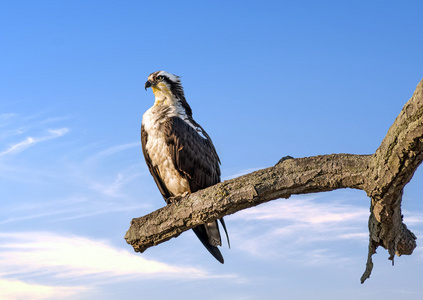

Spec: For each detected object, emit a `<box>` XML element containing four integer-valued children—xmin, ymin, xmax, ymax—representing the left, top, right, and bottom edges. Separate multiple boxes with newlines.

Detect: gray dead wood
<box><xmin>125</xmin><ymin>77</ymin><xmax>423</xmax><ymax>283</ymax></box>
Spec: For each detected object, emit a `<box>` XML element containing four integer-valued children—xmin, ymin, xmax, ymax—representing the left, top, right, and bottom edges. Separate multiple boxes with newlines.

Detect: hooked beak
<box><xmin>144</xmin><ymin>80</ymin><xmax>152</xmax><ymax>91</ymax></box>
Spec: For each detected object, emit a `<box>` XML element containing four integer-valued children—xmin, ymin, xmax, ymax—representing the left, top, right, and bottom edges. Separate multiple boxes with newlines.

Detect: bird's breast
<box><xmin>142</xmin><ymin>107</ymin><xmax>190</xmax><ymax>196</ymax></box>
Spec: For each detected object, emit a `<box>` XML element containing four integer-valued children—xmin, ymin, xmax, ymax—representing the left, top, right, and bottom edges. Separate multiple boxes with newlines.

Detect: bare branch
<box><xmin>125</xmin><ymin>154</ymin><xmax>371</xmax><ymax>252</ymax></box>
<box><xmin>125</xmin><ymin>77</ymin><xmax>423</xmax><ymax>283</ymax></box>
<box><xmin>360</xmin><ymin>78</ymin><xmax>423</xmax><ymax>282</ymax></box>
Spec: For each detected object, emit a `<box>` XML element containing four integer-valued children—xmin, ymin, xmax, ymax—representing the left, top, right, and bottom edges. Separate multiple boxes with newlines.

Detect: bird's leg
<box><xmin>166</xmin><ymin>192</ymin><xmax>189</xmax><ymax>205</ymax></box>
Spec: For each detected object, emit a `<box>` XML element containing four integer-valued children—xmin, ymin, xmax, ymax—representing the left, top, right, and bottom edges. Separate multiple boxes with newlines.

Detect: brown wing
<box><xmin>163</xmin><ymin>116</ymin><xmax>221</xmax><ymax>193</ymax></box>
<box><xmin>144</xmin><ymin>117</ymin><xmax>228</xmax><ymax>262</ymax></box>
<box><xmin>141</xmin><ymin>124</ymin><xmax>172</xmax><ymax>199</ymax></box>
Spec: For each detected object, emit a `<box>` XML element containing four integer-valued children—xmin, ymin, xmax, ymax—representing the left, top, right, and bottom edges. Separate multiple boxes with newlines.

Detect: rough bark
<box><xmin>125</xmin><ymin>77</ymin><xmax>423</xmax><ymax>283</ymax></box>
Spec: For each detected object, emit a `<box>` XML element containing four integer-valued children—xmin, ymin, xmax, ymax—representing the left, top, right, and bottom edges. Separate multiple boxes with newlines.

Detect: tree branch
<box><xmin>125</xmin><ymin>77</ymin><xmax>423</xmax><ymax>283</ymax></box>
<box><xmin>360</xmin><ymin>76</ymin><xmax>423</xmax><ymax>282</ymax></box>
<box><xmin>125</xmin><ymin>154</ymin><xmax>370</xmax><ymax>251</ymax></box>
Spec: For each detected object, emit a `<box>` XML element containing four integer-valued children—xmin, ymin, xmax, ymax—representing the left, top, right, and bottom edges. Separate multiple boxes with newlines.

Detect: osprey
<box><xmin>141</xmin><ymin>71</ymin><xmax>229</xmax><ymax>263</ymax></box>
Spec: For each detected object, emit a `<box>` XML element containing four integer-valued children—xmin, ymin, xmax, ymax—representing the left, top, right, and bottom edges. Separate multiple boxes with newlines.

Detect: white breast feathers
<box><xmin>142</xmin><ymin>106</ymin><xmax>190</xmax><ymax>196</ymax></box>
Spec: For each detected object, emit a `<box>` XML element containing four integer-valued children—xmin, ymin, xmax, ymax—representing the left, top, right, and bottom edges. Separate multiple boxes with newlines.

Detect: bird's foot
<box><xmin>166</xmin><ymin>192</ymin><xmax>189</xmax><ymax>205</ymax></box>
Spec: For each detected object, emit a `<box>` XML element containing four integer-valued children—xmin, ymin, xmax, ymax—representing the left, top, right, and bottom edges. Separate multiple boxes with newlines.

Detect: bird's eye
<box><xmin>157</xmin><ymin>75</ymin><xmax>164</xmax><ymax>81</ymax></box>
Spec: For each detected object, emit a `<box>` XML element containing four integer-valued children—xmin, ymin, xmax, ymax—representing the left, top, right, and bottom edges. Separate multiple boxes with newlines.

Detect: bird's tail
<box><xmin>192</xmin><ymin>217</ymin><xmax>230</xmax><ymax>264</ymax></box>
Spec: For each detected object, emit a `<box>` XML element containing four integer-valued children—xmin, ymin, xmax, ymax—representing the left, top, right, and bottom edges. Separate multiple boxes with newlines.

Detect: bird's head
<box><xmin>144</xmin><ymin>70</ymin><xmax>192</xmax><ymax>115</ymax></box>
<box><xmin>145</xmin><ymin>71</ymin><xmax>184</xmax><ymax>100</ymax></box>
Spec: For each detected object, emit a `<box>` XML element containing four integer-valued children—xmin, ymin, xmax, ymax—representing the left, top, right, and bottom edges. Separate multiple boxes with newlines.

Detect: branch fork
<box><xmin>125</xmin><ymin>78</ymin><xmax>423</xmax><ymax>283</ymax></box>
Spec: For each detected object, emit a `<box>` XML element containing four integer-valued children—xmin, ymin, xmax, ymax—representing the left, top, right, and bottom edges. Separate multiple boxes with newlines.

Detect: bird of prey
<box><xmin>141</xmin><ymin>71</ymin><xmax>229</xmax><ymax>263</ymax></box>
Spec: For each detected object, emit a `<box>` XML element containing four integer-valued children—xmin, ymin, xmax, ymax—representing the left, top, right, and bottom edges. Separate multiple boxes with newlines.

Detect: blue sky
<box><xmin>1</xmin><ymin>1</ymin><xmax>423</xmax><ymax>299</ymax></box>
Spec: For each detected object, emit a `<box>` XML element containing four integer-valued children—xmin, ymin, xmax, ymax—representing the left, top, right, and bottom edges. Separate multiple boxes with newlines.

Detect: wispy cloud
<box><xmin>0</xmin><ymin>128</ymin><xmax>69</xmax><ymax>157</ymax></box>
<box><xmin>70</xmin><ymin>142</ymin><xmax>144</xmax><ymax>198</ymax></box>
<box><xmin>0</xmin><ymin>231</ymin><xmax>235</xmax><ymax>299</ymax></box>
<box><xmin>0</xmin><ymin>278</ymin><xmax>88</xmax><ymax>300</ymax></box>
<box><xmin>39</xmin><ymin>115</ymin><xmax>72</xmax><ymax>125</ymax></box>
<box><xmin>86</xmin><ymin>142</ymin><xmax>140</xmax><ymax>162</ymax></box>
<box><xmin>223</xmin><ymin>167</ymin><xmax>264</xmax><ymax>180</ymax></box>
<box><xmin>0</xmin><ymin>136</ymin><xmax>36</xmax><ymax>156</ymax></box>
<box><xmin>0</xmin><ymin>195</ymin><xmax>147</xmax><ymax>225</ymax></box>
<box><xmin>233</xmin><ymin>196</ymin><xmax>369</xmax><ymax>224</ymax></box>
<box><xmin>0</xmin><ymin>231</ymin><xmax>224</xmax><ymax>282</ymax></box>
<box><xmin>403</xmin><ymin>211</ymin><xmax>423</xmax><ymax>225</ymax></box>
<box><xmin>89</xmin><ymin>172</ymin><xmax>142</xmax><ymax>197</ymax></box>
<box><xmin>0</xmin><ymin>113</ymin><xmax>18</xmax><ymax>123</ymax></box>
<box><xmin>0</xmin><ymin>114</ymin><xmax>147</xmax><ymax>223</ymax></box>
<box><xmin>229</xmin><ymin>194</ymin><xmax>370</xmax><ymax>264</ymax></box>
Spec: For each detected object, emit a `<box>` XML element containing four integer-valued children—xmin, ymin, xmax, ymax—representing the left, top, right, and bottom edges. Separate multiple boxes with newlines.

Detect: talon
<box><xmin>166</xmin><ymin>192</ymin><xmax>189</xmax><ymax>205</ymax></box>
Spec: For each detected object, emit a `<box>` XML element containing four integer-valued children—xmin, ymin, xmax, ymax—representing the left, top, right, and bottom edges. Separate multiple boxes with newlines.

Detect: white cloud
<box><xmin>0</xmin><ymin>230</ymin><xmax>238</xmax><ymax>300</ymax></box>
<box><xmin>0</xmin><ymin>113</ymin><xmax>17</xmax><ymax>123</ymax></box>
<box><xmin>47</xmin><ymin>128</ymin><xmax>69</xmax><ymax>136</ymax></box>
<box><xmin>228</xmin><ymin>195</ymin><xmax>370</xmax><ymax>264</ymax></box>
<box><xmin>222</xmin><ymin>167</ymin><xmax>263</xmax><ymax>180</ymax></box>
<box><xmin>39</xmin><ymin>115</ymin><xmax>71</xmax><ymax>125</ymax></box>
<box><xmin>0</xmin><ymin>232</ymin><xmax>218</xmax><ymax>281</ymax></box>
<box><xmin>0</xmin><ymin>128</ymin><xmax>69</xmax><ymax>157</ymax></box>
<box><xmin>85</xmin><ymin>142</ymin><xmax>139</xmax><ymax>163</ymax></box>
<box><xmin>0</xmin><ymin>194</ymin><xmax>145</xmax><ymax>225</ymax></box>
<box><xmin>0</xmin><ymin>136</ymin><xmax>35</xmax><ymax>155</ymax></box>
<box><xmin>0</xmin><ymin>278</ymin><xmax>88</xmax><ymax>300</ymax></box>
<box><xmin>0</xmin><ymin>229</ymin><xmax>241</xmax><ymax>300</ymax></box>
<box><xmin>403</xmin><ymin>211</ymin><xmax>423</xmax><ymax>225</ymax></box>
<box><xmin>233</xmin><ymin>196</ymin><xmax>369</xmax><ymax>224</ymax></box>
<box><xmin>0</xmin><ymin>128</ymin><xmax>26</xmax><ymax>140</ymax></box>
<box><xmin>89</xmin><ymin>172</ymin><xmax>141</xmax><ymax>198</ymax></box>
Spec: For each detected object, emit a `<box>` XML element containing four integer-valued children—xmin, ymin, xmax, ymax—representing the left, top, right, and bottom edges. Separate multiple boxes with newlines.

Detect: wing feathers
<box><xmin>164</xmin><ymin>116</ymin><xmax>220</xmax><ymax>192</ymax></box>
<box><xmin>142</xmin><ymin>116</ymin><xmax>228</xmax><ymax>263</ymax></box>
